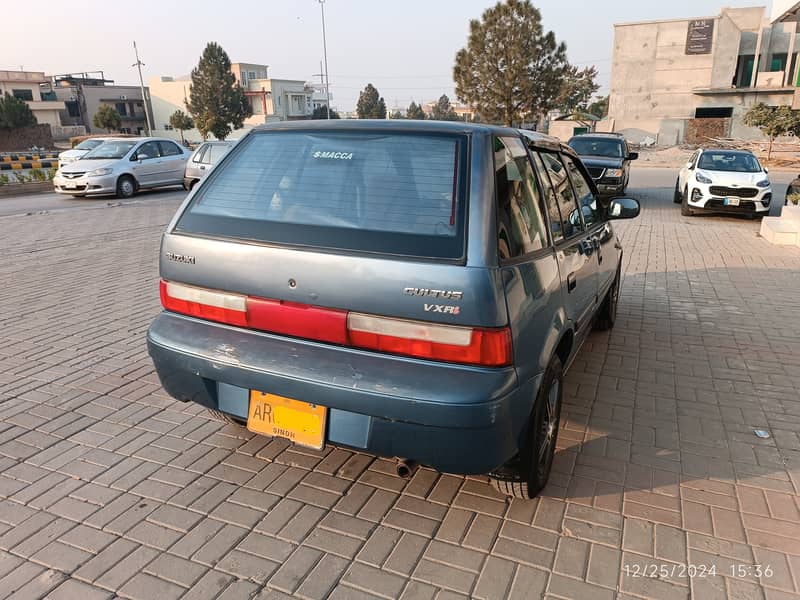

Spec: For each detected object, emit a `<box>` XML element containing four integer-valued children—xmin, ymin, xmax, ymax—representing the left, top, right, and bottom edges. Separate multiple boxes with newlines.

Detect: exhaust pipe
<box><xmin>395</xmin><ymin>458</ymin><xmax>418</xmax><ymax>480</ymax></box>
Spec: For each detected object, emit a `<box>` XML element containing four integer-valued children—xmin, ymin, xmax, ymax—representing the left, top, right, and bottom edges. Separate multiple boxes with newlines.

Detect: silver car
<box><xmin>183</xmin><ymin>141</ymin><xmax>234</xmax><ymax>190</ymax></box>
<box><xmin>53</xmin><ymin>137</ymin><xmax>191</xmax><ymax>198</ymax></box>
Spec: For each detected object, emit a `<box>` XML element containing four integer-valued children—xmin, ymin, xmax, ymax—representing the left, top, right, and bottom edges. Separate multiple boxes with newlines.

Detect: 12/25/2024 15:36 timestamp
<box><xmin>624</xmin><ymin>563</ymin><xmax>774</xmax><ymax>579</ymax></box>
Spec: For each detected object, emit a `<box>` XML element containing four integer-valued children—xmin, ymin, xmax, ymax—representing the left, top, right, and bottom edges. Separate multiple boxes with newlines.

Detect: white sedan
<box><xmin>674</xmin><ymin>149</ymin><xmax>771</xmax><ymax>217</ymax></box>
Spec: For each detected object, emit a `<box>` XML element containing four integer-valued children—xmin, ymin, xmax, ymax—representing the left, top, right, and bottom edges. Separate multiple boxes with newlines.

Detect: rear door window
<box><xmin>192</xmin><ymin>146</ymin><xmax>208</xmax><ymax>163</ymax></box>
<box><xmin>494</xmin><ymin>136</ymin><xmax>548</xmax><ymax>260</ymax></box>
<box><xmin>562</xmin><ymin>154</ymin><xmax>600</xmax><ymax>227</ymax></box>
<box><xmin>207</xmin><ymin>144</ymin><xmax>230</xmax><ymax>164</ymax></box>
<box><xmin>159</xmin><ymin>141</ymin><xmax>183</xmax><ymax>156</ymax></box>
<box><xmin>540</xmin><ymin>152</ymin><xmax>583</xmax><ymax>238</ymax></box>
<box><xmin>530</xmin><ymin>151</ymin><xmax>563</xmax><ymax>244</ymax></box>
<box><xmin>176</xmin><ymin>130</ymin><xmax>468</xmax><ymax>260</ymax></box>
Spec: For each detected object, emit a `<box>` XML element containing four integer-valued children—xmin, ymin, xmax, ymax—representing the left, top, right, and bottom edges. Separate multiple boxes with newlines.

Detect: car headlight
<box><xmin>605</xmin><ymin>168</ymin><xmax>623</xmax><ymax>178</ymax></box>
<box><xmin>87</xmin><ymin>168</ymin><xmax>113</xmax><ymax>177</ymax></box>
<box><xmin>756</xmin><ymin>179</ymin><xmax>770</xmax><ymax>188</ymax></box>
<box><xmin>695</xmin><ymin>171</ymin><xmax>713</xmax><ymax>184</ymax></box>
<box><xmin>55</xmin><ymin>169</ymin><xmax>62</xmax><ymax>177</ymax></box>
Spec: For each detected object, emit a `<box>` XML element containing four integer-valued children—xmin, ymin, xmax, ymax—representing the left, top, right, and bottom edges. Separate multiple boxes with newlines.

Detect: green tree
<box><xmin>0</xmin><ymin>93</ymin><xmax>37</xmax><ymax>128</ymax></box>
<box><xmin>406</xmin><ymin>101</ymin><xmax>426</xmax><ymax>120</ymax></box>
<box><xmin>586</xmin><ymin>95</ymin><xmax>609</xmax><ymax>118</ymax></box>
<box><xmin>390</xmin><ymin>110</ymin><xmax>405</xmax><ymax>119</ymax></box>
<box><xmin>454</xmin><ymin>0</ymin><xmax>568</xmax><ymax>126</ymax></box>
<box><xmin>169</xmin><ymin>109</ymin><xmax>195</xmax><ymax>143</ymax></box>
<box><xmin>431</xmin><ymin>94</ymin><xmax>460</xmax><ymax>121</ymax></box>
<box><xmin>356</xmin><ymin>84</ymin><xmax>387</xmax><ymax>119</ymax></box>
<box><xmin>311</xmin><ymin>105</ymin><xmax>340</xmax><ymax>119</ymax></box>
<box><xmin>743</xmin><ymin>103</ymin><xmax>800</xmax><ymax>160</ymax></box>
<box><xmin>92</xmin><ymin>104</ymin><xmax>122</xmax><ymax>133</ymax></box>
<box><xmin>187</xmin><ymin>42</ymin><xmax>251</xmax><ymax>140</ymax></box>
<box><xmin>558</xmin><ymin>65</ymin><xmax>600</xmax><ymax>113</ymax></box>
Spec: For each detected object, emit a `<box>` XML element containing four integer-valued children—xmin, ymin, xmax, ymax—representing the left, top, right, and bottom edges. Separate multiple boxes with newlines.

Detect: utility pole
<box><xmin>132</xmin><ymin>41</ymin><xmax>153</xmax><ymax>135</ymax></box>
<box><xmin>318</xmin><ymin>0</ymin><xmax>331</xmax><ymax>119</ymax></box>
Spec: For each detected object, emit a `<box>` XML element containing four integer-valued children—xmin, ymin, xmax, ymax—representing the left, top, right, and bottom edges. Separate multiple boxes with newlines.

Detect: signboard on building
<box><xmin>685</xmin><ymin>19</ymin><xmax>715</xmax><ymax>55</ymax></box>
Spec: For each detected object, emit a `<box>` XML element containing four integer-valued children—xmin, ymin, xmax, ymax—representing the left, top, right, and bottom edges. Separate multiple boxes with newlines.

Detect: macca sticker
<box><xmin>313</xmin><ymin>151</ymin><xmax>353</xmax><ymax>160</ymax></box>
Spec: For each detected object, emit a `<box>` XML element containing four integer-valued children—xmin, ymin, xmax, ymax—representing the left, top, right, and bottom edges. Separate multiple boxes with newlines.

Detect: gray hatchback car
<box><xmin>183</xmin><ymin>140</ymin><xmax>234</xmax><ymax>190</ymax></box>
<box><xmin>147</xmin><ymin>120</ymin><xmax>640</xmax><ymax>498</ymax></box>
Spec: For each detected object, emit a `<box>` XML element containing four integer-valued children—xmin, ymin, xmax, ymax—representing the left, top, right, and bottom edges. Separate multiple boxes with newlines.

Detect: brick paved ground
<box><xmin>1</xmin><ymin>176</ymin><xmax>799</xmax><ymax>600</ymax></box>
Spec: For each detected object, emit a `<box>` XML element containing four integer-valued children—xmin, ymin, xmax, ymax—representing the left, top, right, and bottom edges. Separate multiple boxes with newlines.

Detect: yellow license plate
<box><xmin>247</xmin><ymin>391</ymin><xmax>327</xmax><ymax>450</ymax></box>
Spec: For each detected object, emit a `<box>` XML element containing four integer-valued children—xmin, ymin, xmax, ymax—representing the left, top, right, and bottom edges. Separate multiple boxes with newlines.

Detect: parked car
<box><xmin>184</xmin><ymin>141</ymin><xmax>234</xmax><ymax>190</ymax></box>
<box><xmin>567</xmin><ymin>132</ymin><xmax>638</xmax><ymax>197</ymax></box>
<box><xmin>674</xmin><ymin>148</ymin><xmax>771</xmax><ymax>217</ymax></box>
<box><xmin>53</xmin><ymin>137</ymin><xmax>191</xmax><ymax>198</ymax></box>
<box><xmin>57</xmin><ymin>138</ymin><xmax>109</xmax><ymax>169</ymax></box>
<box><xmin>147</xmin><ymin>121</ymin><xmax>640</xmax><ymax>499</ymax></box>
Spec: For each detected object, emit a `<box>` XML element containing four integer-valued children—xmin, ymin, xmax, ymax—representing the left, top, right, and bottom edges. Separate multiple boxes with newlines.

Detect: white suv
<box><xmin>675</xmin><ymin>149</ymin><xmax>771</xmax><ymax>217</ymax></box>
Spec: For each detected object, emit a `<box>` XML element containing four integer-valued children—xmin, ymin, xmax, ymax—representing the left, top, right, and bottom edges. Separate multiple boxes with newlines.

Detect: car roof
<box><xmin>699</xmin><ymin>148</ymin><xmax>756</xmax><ymax>156</ymax></box>
<box><xmin>568</xmin><ymin>133</ymin><xmax>625</xmax><ymax>140</ymax></box>
<box><xmin>252</xmin><ymin>119</ymin><xmax>569</xmax><ymax>152</ymax></box>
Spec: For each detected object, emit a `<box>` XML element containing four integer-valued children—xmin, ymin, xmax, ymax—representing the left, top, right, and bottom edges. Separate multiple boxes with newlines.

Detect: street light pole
<box><xmin>132</xmin><ymin>41</ymin><xmax>153</xmax><ymax>136</ymax></box>
<box><xmin>318</xmin><ymin>0</ymin><xmax>331</xmax><ymax>119</ymax></box>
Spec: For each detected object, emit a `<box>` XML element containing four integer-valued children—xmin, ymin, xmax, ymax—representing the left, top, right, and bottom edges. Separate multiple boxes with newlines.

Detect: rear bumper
<box><xmin>147</xmin><ymin>311</ymin><xmax>538</xmax><ymax>474</ymax></box>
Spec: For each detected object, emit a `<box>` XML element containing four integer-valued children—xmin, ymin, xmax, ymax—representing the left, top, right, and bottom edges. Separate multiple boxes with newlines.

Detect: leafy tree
<box><xmin>406</xmin><ymin>101</ymin><xmax>426</xmax><ymax>120</ymax></box>
<box><xmin>558</xmin><ymin>65</ymin><xmax>600</xmax><ymax>113</ymax></box>
<box><xmin>0</xmin><ymin>93</ymin><xmax>37</xmax><ymax>129</ymax></box>
<box><xmin>93</xmin><ymin>104</ymin><xmax>122</xmax><ymax>133</ymax></box>
<box><xmin>187</xmin><ymin>42</ymin><xmax>251</xmax><ymax>140</ymax></box>
<box><xmin>311</xmin><ymin>105</ymin><xmax>340</xmax><ymax>119</ymax></box>
<box><xmin>454</xmin><ymin>0</ymin><xmax>568</xmax><ymax>126</ymax></box>
<box><xmin>169</xmin><ymin>110</ymin><xmax>194</xmax><ymax>143</ymax></box>
<box><xmin>356</xmin><ymin>84</ymin><xmax>387</xmax><ymax>119</ymax></box>
<box><xmin>743</xmin><ymin>103</ymin><xmax>800</xmax><ymax>159</ymax></box>
<box><xmin>431</xmin><ymin>94</ymin><xmax>460</xmax><ymax>121</ymax></box>
<box><xmin>390</xmin><ymin>110</ymin><xmax>405</xmax><ymax>119</ymax></box>
<box><xmin>586</xmin><ymin>95</ymin><xmax>609</xmax><ymax>118</ymax></box>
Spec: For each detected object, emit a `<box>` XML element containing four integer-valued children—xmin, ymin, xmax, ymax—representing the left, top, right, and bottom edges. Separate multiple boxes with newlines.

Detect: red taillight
<box><xmin>160</xmin><ymin>280</ymin><xmax>512</xmax><ymax>367</ymax></box>
<box><xmin>160</xmin><ymin>280</ymin><xmax>248</xmax><ymax>326</ymax></box>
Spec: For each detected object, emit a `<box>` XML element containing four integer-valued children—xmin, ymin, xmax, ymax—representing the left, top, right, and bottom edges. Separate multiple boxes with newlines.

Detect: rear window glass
<box><xmin>176</xmin><ymin>130</ymin><xmax>467</xmax><ymax>260</ymax></box>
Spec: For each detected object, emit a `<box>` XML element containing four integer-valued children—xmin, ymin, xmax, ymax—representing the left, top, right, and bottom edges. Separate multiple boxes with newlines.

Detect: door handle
<box><xmin>199</xmin><ymin>165</ymin><xmax>206</xmax><ymax>170</ymax></box>
<box><xmin>567</xmin><ymin>272</ymin><xmax>577</xmax><ymax>292</ymax></box>
<box><xmin>578</xmin><ymin>239</ymin><xmax>594</xmax><ymax>256</ymax></box>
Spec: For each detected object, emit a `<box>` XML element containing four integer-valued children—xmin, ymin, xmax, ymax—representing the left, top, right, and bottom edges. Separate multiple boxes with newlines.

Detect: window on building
<box><xmin>115</xmin><ymin>103</ymin><xmax>128</xmax><ymax>116</ymax></box>
<box><xmin>695</xmin><ymin>106</ymin><xmax>733</xmax><ymax>118</ymax></box>
<box><xmin>734</xmin><ymin>54</ymin><xmax>756</xmax><ymax>87</ymax></box>
<box><xmin>164</xmin><ymin>124</ymin><xmax>174</xmax><ymax>130</ymax></box>
<box><xmin>11</xmin><ymin>89</ymin><xmax>33</xmax><ymax>101</ymax></box>
<box><xmin>120</xmin><ymin>128</ymin><xmax>132</xmax><ymax>134</ymax></box>
<box><xmin>494</xmin><ymin>136</ymin><xmax>548</xmax><ymax>259</ymax></box>
<box><xmin>249</xmin><ymin>71</ymin><xmax>256</xmax><ymax>80</ymax></box>
<box><xmin>65</xmin><ymin>101</ymin><xmax>81</xmax><ymax>118</ymax></box>
<box><xmin>771</xmin><ymin>53</ymin><xmax>788</xmax><ymax>72</ymax></box>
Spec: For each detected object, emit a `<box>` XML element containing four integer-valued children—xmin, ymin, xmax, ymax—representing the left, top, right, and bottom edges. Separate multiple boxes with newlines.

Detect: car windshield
<box><xmin>75</xmin><ymin>139</ymin><xmax>105</xmax><ymax>151</ymax></box>
<box><xmin>82</xmin><ymin>141</ymin><xmax>137</xmax><ymax>160</ymax></box>
<box><xmin>177</xmin><ymin>130</ymin><xmax>467</xmax><ymax>259</ymax></box>
<box><xmin>568</xmin><ymin>138</ymin><xmax>624</xmax><ymax>158</ymax></box>
<box><xmin>697</xmin><ymin>151</ymin><xmax>761</xmax><ymax>173</ymax></box>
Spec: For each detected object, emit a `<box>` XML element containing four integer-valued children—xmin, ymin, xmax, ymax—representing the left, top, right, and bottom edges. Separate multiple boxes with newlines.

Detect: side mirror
<box><xmin>608</xmin><ymin>197</ymin><xmax>640</xmax><ymax>220</ymax></box>
<box><xmin>686</xmin><ymin>161</ymin><xmax>694</xmax><ymax>170</ymax></box>
<box><xmin>628</xmin><ymin>152</ymin><xmax>639</xmax><ymax>160</ymax></box>
<box><xmin>764</xmin><ymin>167</ymin><xmax>769</xmax><ymax>174</ymax></box>
<box><xmin>137</xmin><ymin>154</ymin><xmax>149</xmax><ymax>161</ymax></box>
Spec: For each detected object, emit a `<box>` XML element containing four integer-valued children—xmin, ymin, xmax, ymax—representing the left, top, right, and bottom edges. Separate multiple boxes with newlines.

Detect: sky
<box><xmin>2</xmin><ymin>0</ymin><xmax>772</xmax><ymax>111</ymax></box>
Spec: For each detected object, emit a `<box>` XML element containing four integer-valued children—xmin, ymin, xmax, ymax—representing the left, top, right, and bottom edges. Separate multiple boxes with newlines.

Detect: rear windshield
<box><xmin>175</xmin><ymin>130</ymin><xmax>467</xmax><ymax>260</ymax></box>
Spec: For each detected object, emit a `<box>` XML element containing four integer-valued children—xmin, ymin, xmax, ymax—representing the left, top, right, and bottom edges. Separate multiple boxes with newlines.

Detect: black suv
<box><xmin>567</xmin><ymin>133</ymin><xmax>637</xmax><ymax>197</ymax></box>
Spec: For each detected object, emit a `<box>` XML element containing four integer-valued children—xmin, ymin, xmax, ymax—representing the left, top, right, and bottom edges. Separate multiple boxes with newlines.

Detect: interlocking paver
<box><xmin>1</xmin><ymin>177</ymin><xmax>799</xmax><ymax>598</ymax></box>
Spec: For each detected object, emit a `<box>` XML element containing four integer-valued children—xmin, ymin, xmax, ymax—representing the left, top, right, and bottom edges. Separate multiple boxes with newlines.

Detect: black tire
<box><xmin>116</xmin><ymin>175</ymin><xmax>136</xmax><ymax>199</ymax></box>
<box><xmin>595</xmin><ymin>265</ymin><xmax>620</xmax><ymax>331</ymax></box>
<box><xmin>206</xmin><ymin>408</ymin><xmax>246</xmax><ymax>426</ymax></box>
<box><xmin>673</xmin><ymin>179</ymin><xmax>682</xmax><ymax>203</ymax></box>
<box><xmin>489</xmin><ymin>355</ymin><xmax>564</xmax><ymax>499</ymax></box>
<box><xmin>680</xmin><ymin>187</ymin><xmax>693</xmax><ymax>216</ymax></box>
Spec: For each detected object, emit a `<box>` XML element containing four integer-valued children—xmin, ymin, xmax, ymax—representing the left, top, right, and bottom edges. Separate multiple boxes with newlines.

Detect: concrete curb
<box><xmin>0</xmin><ymin>182</ymin><xmax>53</xmax><ymax>198</ymax></box>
